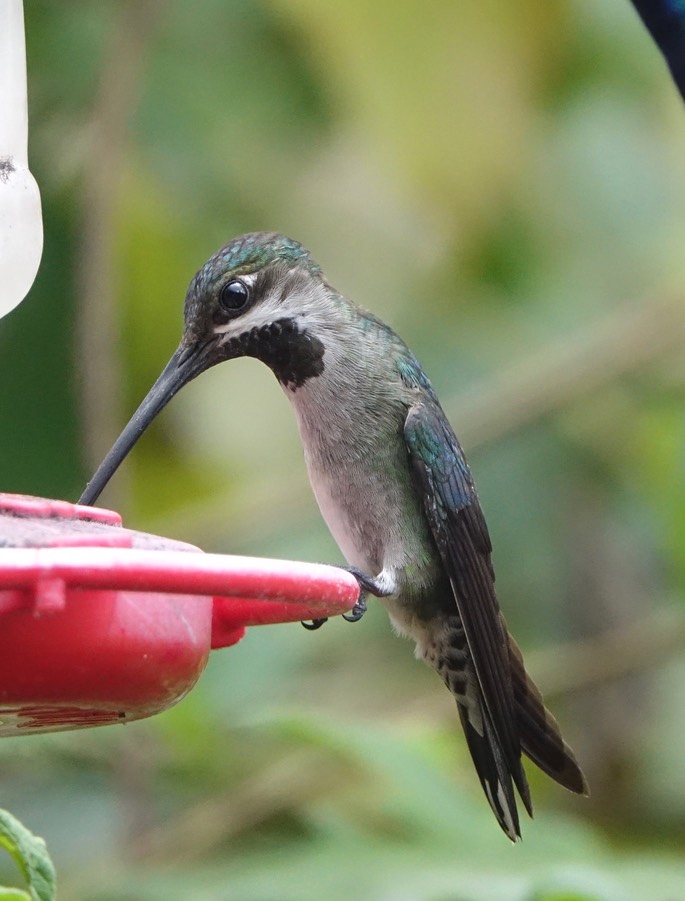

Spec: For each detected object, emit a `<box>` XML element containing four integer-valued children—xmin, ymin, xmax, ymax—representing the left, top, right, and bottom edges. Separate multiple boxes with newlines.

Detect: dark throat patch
<box><xmin>223</xmin><ymin>318</ymin><xmax>325</xmax><ymax>389</ymax></box>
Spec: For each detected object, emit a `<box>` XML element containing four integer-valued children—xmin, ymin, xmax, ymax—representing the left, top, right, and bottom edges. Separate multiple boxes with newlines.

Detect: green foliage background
<box><xmin>1</xmin><ymin>1</ymin><xmax>685</xmax><ymax>898</ymax></box>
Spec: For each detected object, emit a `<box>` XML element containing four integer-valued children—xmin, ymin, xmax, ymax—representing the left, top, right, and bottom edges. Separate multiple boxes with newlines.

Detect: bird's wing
<box><xmin>630</xmin><ymin>0</ymin><xmax>685</xmax><ymax>102</ymax></box>
<box><xmin>404</xmin><ymin>401</ymin><xmax>525</xmax><ymax>785</ymax></box>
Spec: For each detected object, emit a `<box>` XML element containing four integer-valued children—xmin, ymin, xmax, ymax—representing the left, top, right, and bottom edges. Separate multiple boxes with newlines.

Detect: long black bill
<box><xmin>79</xmin><ymin>339</ymin><xmax>217</xmax><ymax>507</ymax></box>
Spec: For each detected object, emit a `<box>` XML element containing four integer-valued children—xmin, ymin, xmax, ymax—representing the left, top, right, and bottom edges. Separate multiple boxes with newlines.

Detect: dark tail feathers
<box><xmin>508</xmin><ymin>633</ymin><xmax>589</xmax><ymax>797</ymax></box>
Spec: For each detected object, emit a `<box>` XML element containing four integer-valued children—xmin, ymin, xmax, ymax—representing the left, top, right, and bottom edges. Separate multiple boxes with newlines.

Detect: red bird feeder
<box><xmin>0</xmin><ymin>493</ymin><xmax>359</xmax><ymax>736</ymax></box>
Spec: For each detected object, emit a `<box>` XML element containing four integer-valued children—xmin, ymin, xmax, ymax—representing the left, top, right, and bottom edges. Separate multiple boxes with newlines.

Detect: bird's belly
<box><xmin>305</xmin><ymin>455</ymin><xmax>439</xmax><ymax>593</ymax></box>
<box><xmin>307</xmin><ymin>464</ymin><xmax>380</xmax><ymax>571</ymax></box>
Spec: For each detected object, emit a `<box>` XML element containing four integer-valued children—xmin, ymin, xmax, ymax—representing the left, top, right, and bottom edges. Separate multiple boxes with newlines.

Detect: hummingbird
<box><xmin>79</xmin><ymin>231</ymin><xmax>588</xmax><ymax>840</ymax></box>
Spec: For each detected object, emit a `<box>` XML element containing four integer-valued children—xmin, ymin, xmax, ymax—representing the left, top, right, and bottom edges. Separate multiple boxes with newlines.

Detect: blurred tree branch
<box><xmin>76</xmin><ymin>1</ymin><xmax>166</xmax><ymax>494</ymax></box>
<box><xmin>455</xmin><ymin>293</ymin><xmax>685</xmax><ymax>450</ymax></box>
<box><xmin>529</xmin><ymin>606</ymin><xmax>685</xmax><ymax>697</ymax></box>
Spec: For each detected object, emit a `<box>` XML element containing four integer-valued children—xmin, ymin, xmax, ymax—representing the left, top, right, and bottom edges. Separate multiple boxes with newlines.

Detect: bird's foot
<box><xmin>340</xmin><ymin>566</ymin><xmax>394</xmax><ymax>623</ymax></box>
<box><xmin>302</xmin><ymin>567</ymin><xmax>391</xmax><ymax>630</ymax></box>
<box><xmin>301</xmin><ymin>617</ymin><xmax>328</xmax><ymax>631</ymax></box>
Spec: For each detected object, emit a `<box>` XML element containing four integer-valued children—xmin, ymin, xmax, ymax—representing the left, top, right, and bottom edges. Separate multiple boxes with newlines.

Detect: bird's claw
<box><xmin>301</xmin><ymin>566</ymin><xmax>380</xmax><ymax>631</ymax></box>
<box><xmin>342</xmin><ymin>595</ymin><xmax>367</xmax><ymax>623</ymax></box>
<box><xmin>339</xmin><ymin>564</ymin><xmax>393</xmax><ymax>623</ymax></box>
<box><xmin>301</xmin><ymin>617</ymin><xmax>328</xmax><ymax>631</ymax></box>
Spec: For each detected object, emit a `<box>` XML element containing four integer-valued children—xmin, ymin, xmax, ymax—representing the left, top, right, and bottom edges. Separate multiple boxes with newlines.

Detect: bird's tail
<box><xmin>507</xmin><ymin>632</ymin><xmax>589</xmax><ymax>796</ymax></box>
<box><xmin>456</xmin><ymin>702</ymin><xmax>529</xmax><ymax>841</ymax></box>
<box><xmin>416</xmin><ymin>613</ymin><xmax>587</xmax><ymax>839</ymax></box>
<box><xmin>424</xmin><ymin>614</ymin><xmax>531</xmax><ymax>840</ymax></box>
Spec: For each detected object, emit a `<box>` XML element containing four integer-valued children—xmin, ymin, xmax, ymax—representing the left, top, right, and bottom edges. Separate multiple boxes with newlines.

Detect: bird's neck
<box><xmin>281</xmin><ymin>304</ymin><xmax>410</xmax><ymax>444</ymax></box>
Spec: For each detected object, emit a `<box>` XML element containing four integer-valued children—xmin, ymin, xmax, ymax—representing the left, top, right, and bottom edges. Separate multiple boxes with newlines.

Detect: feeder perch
<box><xmin>0</xmin><ymin>493</ymin><xmax>359</xmax><ymax>736</ymax></box>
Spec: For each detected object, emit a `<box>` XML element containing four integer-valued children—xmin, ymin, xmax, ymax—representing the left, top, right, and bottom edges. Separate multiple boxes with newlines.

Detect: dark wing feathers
<box><xmin>404</xmin><ymin>401</ymin><xmax>529</xmax><ymax>833</ymax></box>
<box><xmin>404</xmin><ymin>400</ymin><xmax>587</xmax><ymax>835</ymax></box>
<box><xmin>404</xmin><ymin>402</ymin><xmax>520</xmax><ymax>758</ymax></box>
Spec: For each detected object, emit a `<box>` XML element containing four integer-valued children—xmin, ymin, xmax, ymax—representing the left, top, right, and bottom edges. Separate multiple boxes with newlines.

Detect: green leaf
<box><xmin>0</xmin><ymin>811</ymin><xmax>56</xmax><ymax>901</ymax></box>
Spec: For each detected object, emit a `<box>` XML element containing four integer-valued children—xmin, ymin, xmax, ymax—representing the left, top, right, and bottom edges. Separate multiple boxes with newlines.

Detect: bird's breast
<box><xmin>305</xmin><ymin>456</ymin><xmax>386</xmax><ymax>572</ymax></box>
<box><xmin>283</xmin><ymin>343</ymin><xmax>442</xmax><ymax>595</ymax></box>
<box><xmin>298</xmin><ymin>420</ymin><xmax>440</xmax><ymax>594</ymax></box>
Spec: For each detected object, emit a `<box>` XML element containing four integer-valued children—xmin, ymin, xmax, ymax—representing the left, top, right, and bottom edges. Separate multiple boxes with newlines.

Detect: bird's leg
<box><xmin>342</xmin><ymin>566</ymin><xmax>394</xmax><ymax>622</ymax></box>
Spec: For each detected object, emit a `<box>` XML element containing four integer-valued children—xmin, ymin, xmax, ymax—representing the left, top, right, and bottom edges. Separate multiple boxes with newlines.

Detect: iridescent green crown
<box><xmin>198</xmin><ymin>232</ymin><xmax>321</xmax><ymax>287</ymax></box>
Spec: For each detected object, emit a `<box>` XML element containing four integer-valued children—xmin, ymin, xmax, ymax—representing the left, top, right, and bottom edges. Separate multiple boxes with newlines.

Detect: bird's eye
<box><xmin>219</xmin><ymin>278</ymin><xmax>250</xmax><ymax>314</ymax></box>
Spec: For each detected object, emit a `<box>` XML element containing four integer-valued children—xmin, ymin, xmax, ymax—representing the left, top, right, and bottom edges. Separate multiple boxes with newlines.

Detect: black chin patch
<box><xmin>223</xmin><ymin>318</ymin><xmax>325</xmax><ymax>389</ymax></box>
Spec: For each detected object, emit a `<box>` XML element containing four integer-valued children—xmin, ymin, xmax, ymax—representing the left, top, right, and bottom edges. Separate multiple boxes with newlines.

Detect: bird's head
<box><xmin>79</xmin><ymin>232</ymin><xmax>330</xmax><ymax>505</ymax></box>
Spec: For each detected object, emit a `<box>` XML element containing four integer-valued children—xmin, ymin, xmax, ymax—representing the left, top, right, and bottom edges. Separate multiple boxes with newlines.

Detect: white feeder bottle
<box><xmin>0</xmin><ymin>0</ymin><xmax>42</xmax><ymax>319</ymax></box>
